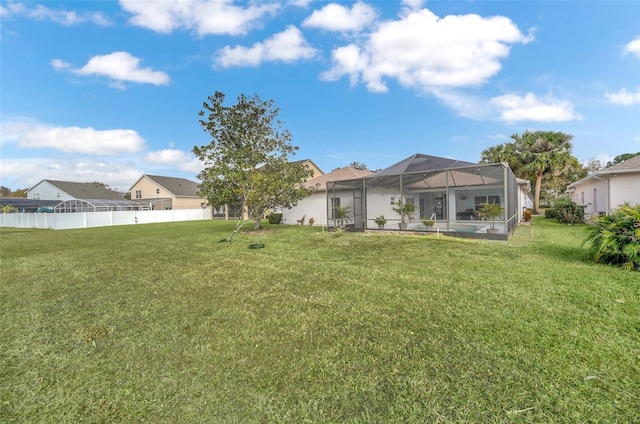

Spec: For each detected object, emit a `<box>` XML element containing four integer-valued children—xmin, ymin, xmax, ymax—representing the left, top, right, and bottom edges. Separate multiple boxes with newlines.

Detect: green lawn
<box><xmin>1</xmin><ymin>218</ymin><xmax>638</xmax><ymax>423</ymax></box>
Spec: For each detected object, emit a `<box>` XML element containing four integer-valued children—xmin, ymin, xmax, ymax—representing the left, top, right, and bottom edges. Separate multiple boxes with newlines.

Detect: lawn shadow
<box><xmin>534</xmin><ymin>242</ymin><xmax>594</xmax><ymax>266</ymax></box>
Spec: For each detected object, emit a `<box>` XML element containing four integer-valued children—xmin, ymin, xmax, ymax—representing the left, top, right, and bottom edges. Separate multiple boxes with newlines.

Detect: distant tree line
<box><xmin>0</xmin><ymin>186</ymin><xmax>28</xmax><ymax>198</ymax></box>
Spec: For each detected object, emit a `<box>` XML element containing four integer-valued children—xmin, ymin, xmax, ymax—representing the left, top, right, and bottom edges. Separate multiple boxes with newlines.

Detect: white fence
<box><xmin>0</xmin><ymin>208</ymin><xmax>211</xmax><ymax>230</ymax></box>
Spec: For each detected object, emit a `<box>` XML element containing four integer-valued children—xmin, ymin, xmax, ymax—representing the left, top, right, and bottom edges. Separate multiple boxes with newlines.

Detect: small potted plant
<box><xmin>392</xmin><ymin>200</ymin><xmax>415</xmax><ymax>230</ymax></box>
<box><xmin>477</xmin><ymin>202</ymin><xmax>504</xmax><ymax>234</ymax></box>
<box><xmin>421</xmin><ymin>218</ymin><xmax>435</xmax><ymax>230</ymax></box>
<box><xmin>374</xmin><ymin>215</ymin><xmax>387</xmax><ymax>229</ymax></box>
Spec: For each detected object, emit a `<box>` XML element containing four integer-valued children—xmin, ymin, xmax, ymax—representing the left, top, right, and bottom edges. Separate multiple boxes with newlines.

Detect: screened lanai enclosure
<box><xmin>54</xmin><ymin>199</ymin><xmax>149</xmax><ymax>213</ymax></box>
<box><xmin>326</xmin><ymin>154</ymin><xmax>525</xmax><ymax>240</ymax></box>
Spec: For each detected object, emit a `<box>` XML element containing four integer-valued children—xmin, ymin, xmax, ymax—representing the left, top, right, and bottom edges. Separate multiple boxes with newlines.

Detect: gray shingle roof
<box><xmin>605</xmin><ymin>155</ymin><xmax>640</xmax><ymax>172</ymax></box>
<box><xmin>144</xmin><ymin>175</ymin><xmax>200</xmax><ymax>197</ymax></box>
<box><xmin>42</xmin><ymin>180</ymin><xmax>124</xmax><ymax>199</ymax></box>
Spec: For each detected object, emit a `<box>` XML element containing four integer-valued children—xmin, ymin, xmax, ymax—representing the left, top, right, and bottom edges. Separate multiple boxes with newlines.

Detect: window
<box><xmin>475</xmin><ymin>195</ymin><xmax>500</xmax><ymax>211</ymax></box>
<box><xmin>135</xmin><ymin>190</ymin><xmax>142</xmax><ymax>199</ymax></box>
<box><xmin>57</xmin><ymin>193</ymin><xmax>61</xmax><ymax>198</ymax></box>
<box><xmin>581</xmin><ymin>191</ymin><xmax>584</xmax><ymax>204</ymax></box>
<box><xmin>156</xmin><ymin>188</ymin><xmax>160</xmax><ymax>194</ymax></box>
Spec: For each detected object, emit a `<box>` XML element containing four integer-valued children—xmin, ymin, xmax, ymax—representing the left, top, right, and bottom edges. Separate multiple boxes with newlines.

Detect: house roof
<box><xmin>28</xmin><ymin>180</ymin><xmax>124</xmax><ymax>199</ymax></box>
<box><xmin>137</xmin><ymin>175</ymin><xmax>201</xmax><ymax>197</ymax></box>
<box><xmin>603</xmin><ymin>155</ymin><xmax>640</xmax><ymax>172</ymax></box>
<box><xmin>568</xmin><ymin>155</ymin><xmax>640</xmax><ymax>188</ymax></box>
<box><xmin>332</xmin><ymin>153</ymin><xmax>505</xmax><ymax>190</ymax></box>
<box><xmin>372</xmin><ymin>153</ymin><xmax>476</xmax><ymax>177</ymax></box>
<box><xmin>305</xmin><ymin>166</ymin><xmax>373</xmax><ymax>190</ymax></box>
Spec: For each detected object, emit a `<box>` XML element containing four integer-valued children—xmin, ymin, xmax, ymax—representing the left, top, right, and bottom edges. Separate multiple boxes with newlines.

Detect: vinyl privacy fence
<box><xmin>0</xmin><ymin>208</ymin><xmax>212</xmax><ymax>230</ymax></box>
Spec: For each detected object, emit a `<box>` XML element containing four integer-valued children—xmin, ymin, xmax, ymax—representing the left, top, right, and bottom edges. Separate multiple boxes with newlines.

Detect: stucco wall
<box><xmin>610</xmin><ymin>173</ymin><xmax>640</xmax><ymax>209</ymax></box>
<box><xmin>283</xmin><ymin>191</ymin><xmax>327</xmax><ymax>226</ymax></box>
<box><xmin>570</xmin><ymin>178</ymin><xmax>609</xmax><ymax>215</ymax></box>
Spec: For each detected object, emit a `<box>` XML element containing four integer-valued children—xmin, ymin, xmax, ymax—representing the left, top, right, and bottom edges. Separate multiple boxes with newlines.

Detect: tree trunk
<box><xmin>534</xmin><ymin>171</ymin><xmax>543</xmax><ymax>213</ymax></box>
<box><xmin>254</xmin><ymin>218</ymin><xmax>262</xmax><ymax>230</ymax></box>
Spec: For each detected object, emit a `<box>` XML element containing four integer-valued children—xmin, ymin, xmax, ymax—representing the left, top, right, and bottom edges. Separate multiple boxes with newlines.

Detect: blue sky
<box><xmin>1</xmin><ymin>0</ymin><xmax>639</xmax><ymax>192</ymax></box>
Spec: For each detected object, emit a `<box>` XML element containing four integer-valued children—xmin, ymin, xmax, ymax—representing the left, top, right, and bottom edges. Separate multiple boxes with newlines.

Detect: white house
<box><xmin>282</xmin><ymin>166</ymin><xmax>373</xmax><ymax>226</ymax></box>
<box><xmin>27</xmin><ymin>180</ymin><xmax>124</xmax><ymax>201</ymax></box>
<box><xmin>567</xmin><ymin>155</ymin><xmax>640</xmax><ymax>216</ymax></box>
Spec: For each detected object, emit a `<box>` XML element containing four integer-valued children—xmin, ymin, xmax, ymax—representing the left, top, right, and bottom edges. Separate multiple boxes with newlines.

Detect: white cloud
<box><xmin>51</xmin><ymin>58</ymin><xmax>71</xmax><ymax>71</ymax></box>
<box><xmin>428</xmin><ymin>88</ymin><xmax>493</xmax><ymax>120</ymax></box>
<box><xmin>119</xmin><ymin>0</ymin><xmax>279</xmax><ymax>36</ymax></box>
<box><xmin>605</xmin><ymin>87</ymin><xmax>640</xmax><ymax>105</ymax></box>
<box><xmin>623</xmin><ymin>36</ymin><xmax>640</xmax><ymax>58</ymax></box>
<box><xmin>53</xmin><ymin>52</ymin><xmax>170</xmax><ymax>88</ymax></box>
<box><xmin>288</xmin><ymin>0</ymin><xmax>313</xmax><ymax>8</ymax></box>
<box><xmin>0</xmin><ymin>2</ymin><xmax>111</xmax><ymax>26</ymax></box>
<box><xmin>490</xmin><ymin>93</ymin><xmax>581</xmax><ymax>122</ymax></box>
<box><xmin>321</xmin><ymin>7</ymin><xmax>532</xmax><ymax>93</ymax></box>
<box><xmin>1</xmin><ymin>120</ymin><xmax>146</xmax><ymax>155</ymax></box>
<box><xmin>400</xmin><ymin>0</ymin><xmax>426</xmax><ymax>14</ymax></box>
<box><xmin>73</xmin><ymin>52</ymin><xmax>170</xmax><ymax>86</ymax></box>
<box><xmin>215</xmin><ymin>26</ymin><xmax>317</xmax><ymax>68</ymax></box>
<box><xmin>302</xmin><ymin>1</ymin><xmax>377</xmax><ymax>32</ymax></box>
<box><xmin>0</xmin><ymin>157</ymin><xmax>144</xmax><ymax>192</ymax></box>
<box><xmin>145</xmin><ymin>149</ymin><xmax>203</xmax><ymax>173</ymax></box>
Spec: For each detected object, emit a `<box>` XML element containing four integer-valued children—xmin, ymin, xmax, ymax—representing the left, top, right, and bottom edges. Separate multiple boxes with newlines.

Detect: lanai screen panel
<box><xmin>54</xmin><ymin>199</ymin><xmax>148</xmax><ymax>213</ymax></box>
<box><xmin>326</xmin><ymin>178</ymin><xmax>365</xmax><ymax>229</ymax></box>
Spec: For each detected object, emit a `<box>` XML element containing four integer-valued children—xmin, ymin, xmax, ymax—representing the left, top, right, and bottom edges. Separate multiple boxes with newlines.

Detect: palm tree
<box><xmin>480</xmin><ymin>142</ymin><xmax>524</xmax><ymax>178</ymax></box>
<box><xmin>511</xmin><ymin>130</ymin><xmax>575</xmax><ymax>213</ymax></box>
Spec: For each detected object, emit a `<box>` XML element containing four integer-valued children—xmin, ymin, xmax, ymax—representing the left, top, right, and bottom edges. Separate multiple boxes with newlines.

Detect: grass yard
<box><xmin>1</xmin><ymin>217</ymin><xmax>638</xmax><ymax>423</ymax></box>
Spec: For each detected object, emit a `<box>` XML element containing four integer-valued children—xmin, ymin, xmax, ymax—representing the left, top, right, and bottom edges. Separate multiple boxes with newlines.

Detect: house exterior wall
<box><xmin>570</xmin><ymin>178</ymin><xmax>609</xmax><ymax>215</ymax></box>
<box><xmin>130</xmin><ymin>177</ymin><xmax>172</xmax><ymax>200</ymax></box>
<box><xmin>173</xmin><ymin>197</ymin><xmax>206</xmax><ymax>209</ymax></box>
<box><xmin>27</xmin><ymin>181</ymin><xmax>73</xmax><ymax>201</ymax></box>
<box><xmin>282</xmin><ymin>191</ymin><xmax>327</xmax><ymax>226</ymax></box>
<box><xmin>610</xmin><ymin>173</ymin><xmax>640</xmax><ymax>210</ymax></box>
<box><xmin>305</xmin><ymin>162</ymin><xmax>323</xmax><ymax>179</ymax></box>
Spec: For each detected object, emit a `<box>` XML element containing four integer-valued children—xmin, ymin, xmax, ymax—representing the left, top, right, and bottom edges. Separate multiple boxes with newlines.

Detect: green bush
<box><xmin>267</xmin><ymin>213</ymin><xmax>282</xmax><ymax>224</ymax></box>
<box><xmin>583</xmin><ymin>203</ymin><xmax>640</xmax><ymax>271</ymax></box>
<box><xmin>547</xmin><ymin>197</ymin><xmax>585</xmax><ymax>224</ymax></box>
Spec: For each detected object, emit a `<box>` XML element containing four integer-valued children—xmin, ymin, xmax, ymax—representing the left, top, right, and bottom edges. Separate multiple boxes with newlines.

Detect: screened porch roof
<box><xmin>328</xmin><ymin>153</ymin><xmax>507</xmax><ymax>190</ymax></box>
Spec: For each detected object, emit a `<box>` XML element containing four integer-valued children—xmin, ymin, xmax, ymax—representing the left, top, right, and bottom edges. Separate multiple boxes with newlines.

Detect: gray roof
<box><xmin>329</xmin><ymin>153</ymin><xmax>505</xmax><ymax>190</ymax></box>
<box><xmin>144</xmin><ymin>175</ymin><xmax>200</xmax><ymax>197</ymax></box>
<box><xmin>568</xmin><ymin>155</ymin><xmax>640</xmax><ymax>188</ymax></box>
<box><xmin>605</xmin><ymin>155</ymin><xmax>640</xmax><ymax>172</ymax></box>
<box><xmin>371</xmin><ymin>153</ymin><xmax>476</xmax><ymax>177</ymax></box>
<box><xmin>39</xmin><ymin>180</ymin><xmax>124</xmax><ymax>199</ymax></box>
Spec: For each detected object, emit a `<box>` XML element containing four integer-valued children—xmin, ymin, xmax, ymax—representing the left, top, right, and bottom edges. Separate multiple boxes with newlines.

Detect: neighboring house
<box><xmin>567</xmin><ymin>155</ymin><xmax>640</xmax><ymax>216</ymax></box>
<box><xmin>282</xmin><ymin>166</ymin><xmax>373</xmax><ymax>226</ymax></box>
<box><xmin>292</xmin><ymin>159</ymin><xmax>324</xmax><ymax>179</ymax></box>
<box><xmin>129</xmin><ymin>174</ymin><xmax>205</xmax><ymax>210</ymax></box>
<box><xmin>27</xmin><ymin>179</ymin><xmax>124</xmax><ymax>201</ymax></box>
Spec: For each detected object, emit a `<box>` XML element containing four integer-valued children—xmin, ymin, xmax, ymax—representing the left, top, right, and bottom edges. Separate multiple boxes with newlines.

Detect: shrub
<box><xmin>583</xmin><ymin>203</ymin><xmax>640</xmax><ymax>271</ymax></box>
<box><xmin>267</xmin><ymin>213</ymin><xmax>282</xmax><ymax>224</ymax></box>
<box><xmin>547</xmin><ymin>197</ymin><xmax>585</xmax><ymax>224</ymax></box>
<box><xmin>522</xmin><ymin>208</ymin><xmax>533</xmax><ymax>222</ymax></box>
